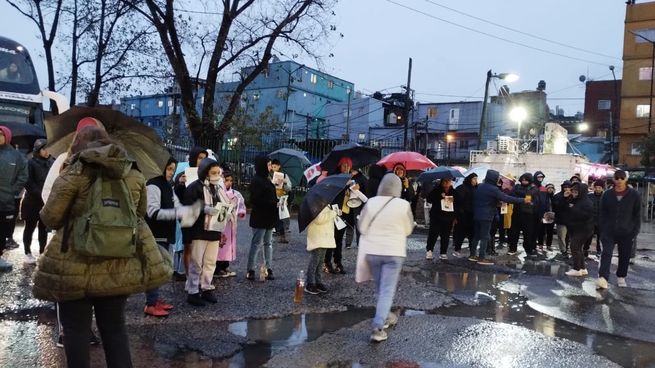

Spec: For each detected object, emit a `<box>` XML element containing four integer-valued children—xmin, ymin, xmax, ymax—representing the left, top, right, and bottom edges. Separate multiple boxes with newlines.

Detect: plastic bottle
<box><xmin>294</xmin><ymin>270</ymin><xmax>305</xmax><ymax>304</ymax></box>
<box><xmin>259</xmin><ymin>263</ymin><xmax>267</xmax><ymax>281</ymax></box>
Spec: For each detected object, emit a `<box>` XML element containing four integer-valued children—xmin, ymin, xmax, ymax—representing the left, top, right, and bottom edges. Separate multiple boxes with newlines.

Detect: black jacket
<box><xmin>588</xmin><ymin>191</ymin><xmax>602</xmax><ymax>225</ymax></box>
<box><xmin>455</xmin><ymin>174</ymin><xmax>476</xmax><ymax>220</ymax></box>
<box><xmin>249</xmin><ymin>156</ymin><xmax>279</xmax><ymax>229</ymax></box>
<box><xmin>182</xmin><ymin>158</ymin><xmax>221</xmax><ymax>242</ymax></box>
<box><xmin>366</xmin><ymin>164</ymin><xmax>386</xmax><ymax>198</ymax></box>
<box><xmin>21</xmin><ymin>154</ymin><xmax>54</xmax><ymax>221</ymax></box>
<box><xmin>427</xmin><ymin>184</ymin><xmax>456</xmax><ymax>221</ymax></box>
<box><xmin>568</xmin><ymin>183</ymin><xmax>594</xmax><ymax>234</ymax></box>
<box><xmin>146</xmin><ymin>175</ymin><xmax>176</xmax><ymax>244</ymax></box>
<box><xmin>511</xmin><ymin>173</ymin><xmax>539</xmax><ymax>215</ymax></box>
<box><xmin>599</xmin><ymin>187</ymin><xmax>641</xmax><ymax>238</ymax></box>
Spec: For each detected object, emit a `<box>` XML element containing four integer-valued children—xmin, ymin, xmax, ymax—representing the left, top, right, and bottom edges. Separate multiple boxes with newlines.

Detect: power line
<box><xmin>421</xmin><ymin>0</ymin><xmax>619</xmax><ymax>61</ymax></box>
<box><xmin>384</xmin><ymin>0</ymin><xmax>611</xmax><ymax>67</ymax></box>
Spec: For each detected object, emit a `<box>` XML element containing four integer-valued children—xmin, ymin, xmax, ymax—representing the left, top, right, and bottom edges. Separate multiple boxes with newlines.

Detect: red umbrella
<box><xmin>377</xmin><ymin>151</ymin><xmax>437</xmax><ymax>171</ymax></box>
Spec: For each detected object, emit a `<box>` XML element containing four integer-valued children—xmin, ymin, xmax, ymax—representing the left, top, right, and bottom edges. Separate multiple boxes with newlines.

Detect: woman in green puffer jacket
<box><xmin>33</xmin><ymin>126</ymin><xmax>172</xmax><ymax>368</ymax></box>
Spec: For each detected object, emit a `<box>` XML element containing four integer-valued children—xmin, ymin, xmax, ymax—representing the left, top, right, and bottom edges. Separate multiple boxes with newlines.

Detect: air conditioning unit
<box><xmin>497</xmin><ymin>136</ymin><xmax>518</xmax><ymax>153</ymax></box>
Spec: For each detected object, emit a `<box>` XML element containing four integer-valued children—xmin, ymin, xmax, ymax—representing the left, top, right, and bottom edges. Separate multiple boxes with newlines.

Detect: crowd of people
<box><xmin>0</xmin><ymin>118</ymin><xmax>646</xmax><ymax>362</ymax></box>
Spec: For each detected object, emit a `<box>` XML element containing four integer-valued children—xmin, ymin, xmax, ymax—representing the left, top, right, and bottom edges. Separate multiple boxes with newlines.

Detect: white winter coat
<box><xmin>306</xmin><ymin>206</ymin><xmax>337</xmax><ymax>251</ymax></box>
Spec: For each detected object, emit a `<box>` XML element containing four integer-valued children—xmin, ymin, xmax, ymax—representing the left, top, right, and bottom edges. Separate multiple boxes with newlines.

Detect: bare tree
<box><xmin>6</xmin><ymin>0</ymin><xmax>64</xmax><ymax>113</ymax></box>
<box><xmin>124</xmin><ymin>0</ymin><xmax>337</xmax><ymax>149</ymax></box>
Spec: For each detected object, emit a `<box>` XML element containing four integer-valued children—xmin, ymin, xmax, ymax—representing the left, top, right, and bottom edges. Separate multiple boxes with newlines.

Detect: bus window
<box><xmin>0</xmin><ymin>52</ymin><xmax>34</xmax><ymax>84</ymax></box>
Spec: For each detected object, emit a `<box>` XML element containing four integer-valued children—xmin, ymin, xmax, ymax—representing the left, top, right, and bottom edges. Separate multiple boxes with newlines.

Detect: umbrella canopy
<box><xmin>321</xmin><ymin>143</ymin><xmax>380</xmax><ymax>174</ymax></box>
<box><xmin>268</xmin><ymin>148</ymin><xmax>311</xmax><ymax>187</ymax></box>
<box><xmin>417</xmin><ymin>166</ymin><xmax>464</xmax><ymax>194</ymax></box>
<box><xmin>297</xmin><ymin>174</ymin><xmax>351</xmax><ymax>232</ymax></box>
<box><xmin>0</xmin><ymin>121</ymin><xmax>45</xmax><ymax>151</ymax></box>
<box><xmin>377</xmin><ymin>151</ymin><xmax>436</xmax><ymax>171</ymax></box>
<box><xmin>44</xmin><ymin>106</ymin><xmax>171</xmax><ymax>180</ymax></box>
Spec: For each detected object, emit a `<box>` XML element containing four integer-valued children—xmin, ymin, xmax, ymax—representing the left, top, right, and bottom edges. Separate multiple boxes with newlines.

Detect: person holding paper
<box><xmin>270</xmin><ymin>159</ymin><xmax>291</xmax><ymax>244</ymax></box>
<box><xmin>182</xmin><ymin>158</ymin><xmax>223</xmax><ymax>306</ymax></box>
<box><xmin>425</xmin><ymin>177</ymin><xmax>457</xmax><ymax>261</ymax></box>
<box><xmin>215</xmin><ymin>170</ymin><xmax>246</xmax><ymax>278</ymax></box>
<box><xmin>324</xmin><ymin>157</ymin><xmax>357</xmax><ymax>274</ymax></box>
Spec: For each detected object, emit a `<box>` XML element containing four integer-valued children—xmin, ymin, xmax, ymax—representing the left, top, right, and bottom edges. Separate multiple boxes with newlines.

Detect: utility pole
<box><xmin>478</xmin><ymin>70</ymin><xmax>492</xmax><ymax>150</ymax></box>
<box><xmin>609</xmin><ymin>65</ymin><xmax>619</xmax><ymax>166</ymax></box>
<box><xmin>403</xmin><ymin>57</ymin><xmax>413</xmax><ymax>151</ymax></box>
<box><xmin>345</xmin><ymin>87</ymin><xmax>352</xmax><ymax>143</ymax></box>
<box><xmin>424</xmin><ymin>116</ymin><xmax>429</xmax><ymax>155</ymax></box>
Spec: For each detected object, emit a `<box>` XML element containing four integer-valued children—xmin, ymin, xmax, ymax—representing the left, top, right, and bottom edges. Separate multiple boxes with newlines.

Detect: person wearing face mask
<box><xmin>584</xmin><ymin>180</ymin><xmax>605</xmax><ymax>259</ymax></box>
<box><xmin>182</xmin><ymin>158</ymin><xmax>223</xmax><ymax>306</ymax></box>
<box><xmin>564</xmin><ymin>182</ymin><xmax>594</xmax><ymax>277</ymax></box>
<box><xmin>552</xmin><ymin>180</ymin><xmax>573</xmax><ymax>259</ymax></box>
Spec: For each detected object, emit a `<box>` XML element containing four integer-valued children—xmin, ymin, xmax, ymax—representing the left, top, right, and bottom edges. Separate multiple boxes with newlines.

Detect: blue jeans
<box><xmin>247</xmin><ymin>228</ymin><xmax>274</xmax><ymax>271</ymax></box>
<box><xmin>471</xmin><ymin>220</ymin><xmax>492</xmax><ymax>258</ymax></box>
<box><xmin>307</xmin><ymin>248</ymin><xmax>327</xmax><ymax>285</ymax></box>
<box><xmin>366</xmin><ymin>255</ymin><xmax>404</xmax><ymax>329</ymax></box>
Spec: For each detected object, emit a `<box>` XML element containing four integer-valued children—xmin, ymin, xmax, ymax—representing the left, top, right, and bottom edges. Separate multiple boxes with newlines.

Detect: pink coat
<box><xmin>217</xmin><ymin>188</ymin><xmax>246</xmax><ymax>262</ymax></box>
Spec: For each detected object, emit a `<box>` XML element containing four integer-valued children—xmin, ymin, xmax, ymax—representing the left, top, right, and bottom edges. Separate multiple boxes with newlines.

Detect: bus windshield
<box><xmin>0</xmin><ymin>38</ymin><xmax>39</xmax><ymax>96</ymax></box>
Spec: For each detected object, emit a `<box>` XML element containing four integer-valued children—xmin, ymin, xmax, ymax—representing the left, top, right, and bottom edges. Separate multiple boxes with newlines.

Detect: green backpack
<box><xmin>67</xmin><ymin>170</ymin><xmax>139</xmax><ymax>258</ymax></box>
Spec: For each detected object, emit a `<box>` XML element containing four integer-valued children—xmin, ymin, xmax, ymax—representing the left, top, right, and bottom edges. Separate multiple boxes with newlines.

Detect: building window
<box><xmin>157</xmin><ymin>100</ymin><xmax>164</xmax><ymax>108</ymax></box>
<box><xmin>130</xmin><ymin>104</ymin><xmax>135</xmax><ymax>110</ymax></box>
<box><xmin>310</xmin><ymin>73</ymin><xmax>317</xmax><ymax>84</ymax></box>
<box><xmin>635</xmin><ymin>28</ymin><xmax>655</xmax><ymax>43</ymax></box>
<box><xmin>327</xmin><ymin>80</ymin><xmax>334</xmax><ymax>89</ymax></box>
<box><xmin>277</xmin><ymin>89</ymin><xmax>285</xmax><ymax>98</ymax></box>
<box><xmin>459</xmin><ymin>140</ymin><xmax>469</xmax><ymax>149</ymax></box>
<box><xmin>253</xmin><ymin>92</ymin><xmax>260</xmax><ymax>100</ymax></box>
<box><xmin>167</xmin><ymin>100</ymin><xmax>173</xmax><ymax>107</ymax></box>
<box><xmin>637</xmin><ymin>104</ymin><xmax>650</xmax><ymax>118</ymax></box>
<box><xmin>428</xmin><ymin>107</ymin><xmax>438</xmax><ymax>118</ymax></box>
<box><xmin>597</xmin><ymin>100</ymin><xmax>611</xmax><ymax>110</ymax></box>
<box><xmin>640</xmin><ymin>67</ymin><xmax>653</xmax><ymax>80</ymax></box>
<box><xmin>631</xmin><ymin>143</ymin><xmax>641</xmax><ymax>155</ymax></box>
<box><xmin>358</xmin><ymin>133</ymin><xmax>366</xmax><ymax>141</ymax></box>
<box><xmin>449</xmin><ymin>108</ymin><xmax>459</xmax><ymax>130</ymax></box>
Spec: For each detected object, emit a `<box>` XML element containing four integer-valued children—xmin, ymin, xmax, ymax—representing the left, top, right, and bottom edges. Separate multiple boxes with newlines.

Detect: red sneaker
<box><xmin>144</xmin><ymin>305</ymin><xmax>169</xmax><ymax>317</ymax></box>
<box><xmin>156</xmin><ymin>300</ymin><xmax>174</xmax><ymax>311</ymax></box>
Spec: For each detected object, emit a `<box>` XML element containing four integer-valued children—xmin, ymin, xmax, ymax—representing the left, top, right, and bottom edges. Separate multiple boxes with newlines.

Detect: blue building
<box><xmin>324</xmin><ymin>95</ymin><xmax>384</xmax><ymax>143</ymax></box>
<box><xmin>119</xmin><ymin>93</ymin><xmax>191</xmax><ymax>146</ymax></box>
<box><xmin>119</xmin><ymin>60</ymin><xmax>354</xmax><ymax>145</ymax></box>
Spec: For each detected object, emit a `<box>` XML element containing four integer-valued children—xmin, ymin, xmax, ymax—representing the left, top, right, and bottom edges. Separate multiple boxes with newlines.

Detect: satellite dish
<box><xmin>579</xmin><ymin>75</ymin><xmax>586</xmax><ymax>83</ymax></box>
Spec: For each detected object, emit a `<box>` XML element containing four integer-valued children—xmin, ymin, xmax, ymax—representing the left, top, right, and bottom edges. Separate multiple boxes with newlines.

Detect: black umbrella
<box><xmin>298</xmin><ymin>174</ymin><xmax>352</xmax><ymax>233</ymax></box>
<box><xmin>0</xmin><ymin>121</ymin><xmax>45</xmax><ymax>151</ymax></box>
<box><xmin>321</xmin><ymin>143</ymin><xmax>380</xmax><ymax>173</ymax></box>
<box><xmin>417</xmin><ymin>167</ymin><xmax>464</xmax><ymax>194</ymax></box>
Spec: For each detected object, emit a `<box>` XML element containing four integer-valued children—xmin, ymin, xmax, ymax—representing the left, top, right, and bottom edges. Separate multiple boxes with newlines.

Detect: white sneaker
<box><xmin>439</xmin><ymin>254</ymin><xmax>448</xmax><ymax>260</ymax></box>
<box><xmin>596</xmin><ymin>277</ymin><xmax>608</xmax><ymax>289</ymax></box>
<box><xmin>565</xmin><ymin>269</ymin><xmax>582</xmax><ymax>277</ymax></box>
<box><xmin>383</xmin><ymin>312</ymin><xmax>398</xmax><ymax>329</ymax></box>
<box><xmin>617</xmin><ymin>277</ymin><xmax>627</xmax><ymax>288</ymax></box>
<box><xmin>452</xmin><ymin>251</ymin><xmax>461</xmax><ymax>258</ymax></box>
<box><xmin>425</xmin><ymin>250</ymin><xmax>433</xmax><ymax>260</ymax></box>
<box><xmin>24</xmin><ymin>254</ymin><xmax>37</xmax><ymax>265</ymax></box>
<box><xmin>370</xmin><ymin>328</ymin><xmax>388</xmax><ymax>342</ymax></box>
<box><xmin>580</xmin><ymin>269</ymin><xmax>588</xmax><ymax>276</ymax></box>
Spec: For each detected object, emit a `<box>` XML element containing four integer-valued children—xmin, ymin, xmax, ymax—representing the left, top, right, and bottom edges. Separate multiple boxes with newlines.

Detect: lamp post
<box><xmin>283</xmin><ymin>63</ymin><xmax>305</xmax><ymax>141</ymax></box>
<box><xmin>446</xmin><ymin>133</ymin><xmax>455</xmax><ymax>165</ymax></box>
<box><xmin>477</xmin><ymin>69</ymin><xmax>519</xmax><ymax>149</ymax></box>
<box><xmin>609</xmin><ymin>65</ymin><xmax>619</xmax><ymax>166</ymax></box>
<box><xmin>510</xmin><ymin>106</ymin><xmax>527</xmax><ymax>148</ymax></box>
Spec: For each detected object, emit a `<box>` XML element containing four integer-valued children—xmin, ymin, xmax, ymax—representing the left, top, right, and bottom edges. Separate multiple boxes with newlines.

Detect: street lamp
<box><xmin>446</xmin><ymin>133</ymin><xmax>455</xmax><ymax>165</ymax></box>
<box><xmin>510</xmin><ymin>106</ymin><xmax>527</xmax><ymax>141</ymax></box>
<box><xmin>478</xmin><ymin>70</ymin><xmax>519</xmax><ymax>149</ymax></box>
<box><xmin>578</xmin><ymin>122</ymin><xmax>589</xmax><ymax>132</ymax></box>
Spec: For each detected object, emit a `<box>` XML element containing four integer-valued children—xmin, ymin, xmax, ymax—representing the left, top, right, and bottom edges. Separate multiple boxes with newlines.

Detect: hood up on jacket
<box><xmin>0</xmin><ymin>125</ymin><xmax>12</xmax><ymax>146</ymax></box>
<box><xmin>77</xmin><ymin>143</ymin><xmax>134</xmax><ymax>179</ymax></box>
<box><xmin>571</xmin><ymin>182</ymin><xmax>589</xmax><ymax>197</ymax></box>
<box><xmin>188</xmin><ymin>147</ymin><xmax>208</xmax><ymax>168</ymax></box>
<box><xmin>519</xmin><ymin>173</ymin><xmax>533</xmax><ymax>185</ymax></box>
<box><xmin>533</xmin><ymin>171</ymin><xmax>545</xmax><ymax>186</ymax></box>
<box><xmin>197</xmin><ymin>157</ymin><xmax>220</xmax><ymax>182</ymax></box>
<box><xmin>561</xmin><ymin>180</ymin><xmax>572</xmax><ymax>190</ymax></box>
<box><xmin>254</xmin><ymin>155</ymin><xmax>270</xmax><ymax>178</ymax></box>
<box><xmin>483</xmin><ymin>169</ymin><xmax>500</xmax><ymax>185</ymax></box>
<box><xmin>463</xmin><ymin>173</ymin><xmax>478</xmax><ymax>186</ymax></box>
<box><xmin>369</xmin><ymin>163</ymin><xmax>387</xmax><ymax>180</ymax></box>
<box><xmin>163</xmin><ymin>156</ymin><xmax>177</xmax><ymax>177</ymax></box>
<box><xmin>378</xmin><ymin>173</ymin><xmax>402</xmax><ymax>197</ymax></box>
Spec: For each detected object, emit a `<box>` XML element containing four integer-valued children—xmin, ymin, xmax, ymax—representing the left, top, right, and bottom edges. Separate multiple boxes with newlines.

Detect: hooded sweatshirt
<box><xmin>188</xmin><ymin>147</ymin><xmax>208</xmax><ymax>168</ymax></box>
<box><xmin>552</xmin><ymin>181</ymin><xmax>572</xmax><ymax>226</ymax></box>
<box><xmin>146</xmin><ymin>157</ymin><xmax>180</xmax><ymax>244</ymax></box>
<box><xmin>0</xmin><ymin>125</ymin><xmax>28</xmax><ymax>212</ymax></box>
<box><xmin>533</xmin><ymin>170</ymin><xmax>549</xmax><ymax>218</ymax></box>
<box><xmin>357</xmin><ymin>173</ymin><xmax>414</xmax><ymax>258</ymax></box>
<box><xmin>473</xmin><ymin>170</ymin><xmax>524</xmax><ymax>221</ymax></box>
<box><xmin>455</xmin><ymin>173</ymin><xmax>477</xmax><ymax>219</ymax></box>
<box><xmin>366</xmin><ymin>164</ymin><xmax>387</xmax><ymax>198</ymax></box>
<box><xmin>599</xmin><ymin>183</ymin><xmax>641</xmax><ymax>238</ymax></box>
<box><xmin>182</xmin><ymin>157</ymin><xmax>221</xmax><ymax>241</ymax></box>
<box><xmin>512</xmin><ymin>173</ymin><xmax>539</xmax><ymax>215</ymax></box>
<box><xmin>249</xmin><ymin>156</ymin><xmax>279</xmax><ymax>229</ymax></box>
<box><xmin>567</xmin><ymin>183</ymin><xmax>594</xmax><ymax>234</ymax></box>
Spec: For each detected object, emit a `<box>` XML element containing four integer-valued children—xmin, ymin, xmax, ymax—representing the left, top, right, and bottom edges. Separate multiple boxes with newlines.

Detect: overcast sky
<box><xmin>0</xmin><ymin>0</ymin><xmax>627</xmax><ymax>115</ymax></box>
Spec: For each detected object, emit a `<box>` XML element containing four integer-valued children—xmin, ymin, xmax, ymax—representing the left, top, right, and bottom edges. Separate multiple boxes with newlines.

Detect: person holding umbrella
<box><xmin>324</xmin><ymin>157</ymin><xmax>358</xmax><ymax>274</ymax></box>
<box><xmin>425</xmin><ymin>176</ymin><xmax>457</xmax><ymax>260</ymax></box>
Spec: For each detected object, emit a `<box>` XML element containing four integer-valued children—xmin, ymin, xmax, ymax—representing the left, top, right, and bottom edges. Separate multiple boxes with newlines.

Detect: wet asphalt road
<box><xmin>1</xmin><ymin>216</ymin><xmax>654</xmax><ymax>367</ymax></box>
